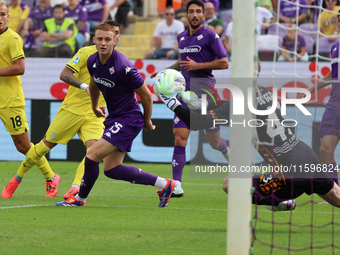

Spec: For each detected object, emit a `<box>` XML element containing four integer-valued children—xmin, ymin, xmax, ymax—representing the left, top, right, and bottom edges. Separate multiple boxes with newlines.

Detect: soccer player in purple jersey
<box><xmin>56</xmin><ymin>23</ymin><xmax>175</xmax><ymax>207</ymax></box>
<box><xmin>154</xmin><ymin>64</ymin><xmax>340</xmax><ymax>210</ymax></box>
<box><xmin>303</xmin><ymin>42</ymin><xmax>340</xmax><ymax>187</ymax></box>
<box><xmin>151</xmin><ymin>0</ymin><xmax>229</xmax><ymax>197</ymax></box>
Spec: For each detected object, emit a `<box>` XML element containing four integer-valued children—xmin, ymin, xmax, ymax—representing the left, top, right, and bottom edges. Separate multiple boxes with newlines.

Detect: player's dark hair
<box><xmin>95</xmin><ymin>23</ymin><xmax>115</xmax><ymax>33</ymax></box>
<box><xmin>187</xmin><ymin>0</ymin><xmax>205</xmax><ymax>14</ymax></box>
<box><xmin>104</xmin><ymin>20</ymin><xmax>120</xmax><ymax>28</ymax></box>
<box><xmin>52</xmin><ymin>4</ymin><xmax>64</xmax><ymax>12</ymax></box>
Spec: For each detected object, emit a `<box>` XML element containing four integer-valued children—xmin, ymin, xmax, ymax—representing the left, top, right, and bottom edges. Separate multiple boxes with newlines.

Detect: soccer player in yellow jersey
<box><xmin>9</xmin><ymin>20</ymin><xmax>121</xmax><ymax>200</ymax></box>
<box><xmin>0</xmin><ymin>0</ymin><xmax>60</xmax><ymax>199</ymax></box>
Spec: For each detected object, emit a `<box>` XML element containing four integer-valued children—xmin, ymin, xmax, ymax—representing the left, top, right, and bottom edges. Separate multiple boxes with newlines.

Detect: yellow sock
<box><xmin>17</xmin><ymin>141</ymin><xmax>53</xmax><ymax>180</ymax></box>
<box><xmin>72</xmin><ymin>156</ymin><xmax>85</xmax><ymax>186</ymax></box>
<box><xmin>72</xmin><ymin>147</ymin><xmax>91</xmax><ymax>186</ymax></box>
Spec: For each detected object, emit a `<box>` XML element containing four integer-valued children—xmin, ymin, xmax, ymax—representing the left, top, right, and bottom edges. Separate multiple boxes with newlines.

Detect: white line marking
<box><xmin>0</xmin><ymin>204</ymin><xmax>46</xmax><ymax>209</ymax></box>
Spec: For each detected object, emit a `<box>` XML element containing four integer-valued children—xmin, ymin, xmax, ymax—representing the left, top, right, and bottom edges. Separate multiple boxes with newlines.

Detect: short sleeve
<box><xmin>10</xmin><ymin>35</ymin><xmax>25</xmax><ymax>61</ymax></box>
<box><xmin>66</xmin><ymin>48</ymin><xmax>87</xmax><ymax>73</ymax></box>
<box><xmin>209</xmin><ymin>32</ymin><xmax>227</xmax><ymax>59</ymax></box>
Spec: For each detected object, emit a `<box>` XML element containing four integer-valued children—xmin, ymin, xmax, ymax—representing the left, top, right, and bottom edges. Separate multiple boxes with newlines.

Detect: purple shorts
<box><xmin>102</xmin><ymin>115</ymin><xmax>144</xmax><ymax>152</ymax></box>
<box><xmin>319</xmin><ymin>106</ymin><xmax>340</xmax><ymax>138</ymax></box>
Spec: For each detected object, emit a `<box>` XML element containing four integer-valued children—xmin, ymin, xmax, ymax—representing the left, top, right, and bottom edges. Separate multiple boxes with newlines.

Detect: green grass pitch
<box><xmin>0</xmin><ymin>161</ymin><xmax>338</xmax><ymax>255</ymax></box>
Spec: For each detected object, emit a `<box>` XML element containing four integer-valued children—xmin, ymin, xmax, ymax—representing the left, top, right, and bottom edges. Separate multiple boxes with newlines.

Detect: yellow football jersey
<box><xmin>0</xmin><ymin>27</ymin><xmax>25</xmax><ymax>109</ymax></box>
<box><xmin>62</xmin><ymin>45</ymin><xmax>106</xmax><ymax>116</ymax></box>
<box><xmin>8</xmin><ymin>3</ymin><xmax>30</xmax><ymax>32</ymax></box>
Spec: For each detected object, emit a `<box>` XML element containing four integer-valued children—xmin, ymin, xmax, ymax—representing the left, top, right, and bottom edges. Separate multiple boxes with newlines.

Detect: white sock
<box><xmin>154</xmin><ymin>177</ymin><xmax>168</xmax><ymax>190</ymax></box>
<box><xmin>75</xmin><ymin>194</ymin><xmax>86</xmax><ymax>202</ymax></box>
<box><xmin>72</xmin><ymin>184</ymin><xmax>80</xmax><ymax>188</ymax></box>
<box><xmin>175</xmin><ymin>180</ymin><xmax>181</xmax><ymax>187</ymax></box>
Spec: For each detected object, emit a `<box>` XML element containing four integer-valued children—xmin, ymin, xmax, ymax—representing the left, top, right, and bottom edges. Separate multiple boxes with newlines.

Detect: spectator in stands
<box><xmin>65</xmin><ymin>0</ymin><xmax>88</xmax><ymax>49</ymax></box>
<box><xmin>222</xmin><ymin>6</ymin><xmax>273</xmax><ymax>60</ymax></box>
<box><xmin>22</xmin><ymin>0</ymin><xmax>53</xmax><ymax>56</ymax></box>
<box><xmin>201</xmin><ymin>0</ymin><xmax>219</xmax><ymax>12</ymax></box>
<box><xmin>278</xmin><ymin>24</ymin><xmax>309</xmax><ymax>62</ymax></box>
<box><xmin>175</xmin><ymin>0</ymin><xmax>189</xmax><ymax>29</ymax></box>
<box><xmin>35</xmin><ymin>4</ymin><xmax>78</xmax><ymax>57</ymax></box>
<box><xmin>279</xmin><ymin>0</ymin><xmax>308</xmax><ymax>24</ymax></box>
<box><xmin>310</xmin><ymin>0</ymin><xmax>340</xmax><ymax>23</ymax></box>
<box><xmin>145</xmin><ymin>6</ymin><xmax>184</xmax><ymax>59</ymax></box>
<box><xmin>80</xmin><ymin>0</ymin><xmax>110</xmax><ymax>32</ymax></box>
<box><xmin>109</xmin><ymin>0</ymin><xmax>131</xmax><ymax>28</ymax></box>
<box><xmin>204</xmin><ymin>1</ymin><xmax>224</xmax><ymax>36</ymax></box>
<box><xmin>256</xmin><ymin>5</ymin><xmax>274</xmax><ymax>33</ymax></box>
<box><xmin>8</xmin><ymin>0</ymin><xmax>30</xmax><ymax>33</ymax></box>
<box><xmin>259</xmin><ymin>0</ymin><xmax>273</xmax><ymax>14</ymax></box>
<box><xmin>317</xmin><ymin>0</ymin><xmax>340</xmax><ymax>42</ymax></box>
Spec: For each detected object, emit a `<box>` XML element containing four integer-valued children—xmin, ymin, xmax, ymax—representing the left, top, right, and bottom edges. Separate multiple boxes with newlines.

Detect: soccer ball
<box><xmin>153</xmin><ymin>69</ymin><xmax>186</xmax><ymax>98</ymax></box>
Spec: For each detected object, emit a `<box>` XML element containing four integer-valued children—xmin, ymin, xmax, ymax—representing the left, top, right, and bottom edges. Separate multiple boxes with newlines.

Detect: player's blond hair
<box><xmin>0</xmin><ymin>0</ymin><xmax>9</xmax><ymax>10</ymax></box>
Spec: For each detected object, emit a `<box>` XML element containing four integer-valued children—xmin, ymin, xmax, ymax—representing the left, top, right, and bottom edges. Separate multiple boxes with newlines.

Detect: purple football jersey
<box><xmin>177</xmin><ymin>26</ymin><xmax>227</xmax><ymax>91</ymax></box>
<box><xmin>28</xmin><ymin>5</ymin><xmax>53</xmax><ymax>30</ymax></box>
<box><xmin>279</xmin><ymin>0</ymin><xmax>308</xmax><ymax>17</ymax></box>
<box><xmin>329</xmin><ymin>42</ymin><xmax>340</xmax><ymax>110</ymax></box>
<box><xmin>65</xmin><ymin>4</ymin><xmax>88</xmax><ymax>34</ymax></box>
<box><xmin>282</xmin><ymin>34</ymin><xmax>306</xmax><ymax>53</ymax></box>
<box><xmin>80</xmin><ymin>0</ymin><xmax>107</xmax><ymax>22</ymax></box>
<box><xmin>87</xmin><ymin>49</ymin><xmax>144</xmax><ymax>119</ymax></box>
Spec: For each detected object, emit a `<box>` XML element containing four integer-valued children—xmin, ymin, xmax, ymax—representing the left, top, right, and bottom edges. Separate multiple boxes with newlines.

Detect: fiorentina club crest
<box><xmin>109</xmin><ymin>66</ymin><xmax>115</xmax><ymax>75</ymax></box>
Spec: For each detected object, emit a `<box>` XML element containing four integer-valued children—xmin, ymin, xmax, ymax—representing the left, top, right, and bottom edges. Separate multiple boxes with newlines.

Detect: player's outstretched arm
<box><xmin>60</xmin><ymin>66</ymin><xmax>90</xmax><ymax>95</ymax></box>
<box><xmin>0</xmin><ymin>58</ymin><xmax>25</xmax><ymax>76</ymax></box>
<box><xmin>135</xmin><ymin>83</ymin><xmax>155</xmax><ymax>130</ymax></box>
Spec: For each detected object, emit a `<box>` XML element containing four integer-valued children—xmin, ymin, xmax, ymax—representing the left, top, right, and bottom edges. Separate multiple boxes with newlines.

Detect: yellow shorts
<box><xmin>0</xmin><ymin>106</ymin><xmax>29</xmax><ymax>135</ymax></box>
<box><xmin>45</xmin><ymin>108</ymin><xmax>104</xmax><ymax>145</ymax></box>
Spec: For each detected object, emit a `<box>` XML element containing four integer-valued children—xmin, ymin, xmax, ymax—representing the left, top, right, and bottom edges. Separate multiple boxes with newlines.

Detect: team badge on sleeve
<box><xmin>72</xmin><ymin>56</ymin><xmax>80</xmax><ymax>64</ymax></box>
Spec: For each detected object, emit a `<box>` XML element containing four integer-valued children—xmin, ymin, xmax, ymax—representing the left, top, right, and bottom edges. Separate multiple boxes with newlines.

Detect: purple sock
<box><xmin>329</xmin><ymin>162</ymin><xmax>338</xmax><ymax>185</ymax></box>
<box><xmin>78</xmin><ymin>157</ymin><xmax>100</xmax><ymax>199</ymax></box>
<box><xmin>217</xmin><ymin>137</ymin><xmax>228</xmax><ymax>154</ymax></box>
<box><xmin>172</xmin><ymin>145</ymin><xmax>186</xmax><ymax>182</ymax></box>
<box><xmin>104</xmin><ymin>165</ymin><xmax>157</xmax><ymax>186</ymax></box>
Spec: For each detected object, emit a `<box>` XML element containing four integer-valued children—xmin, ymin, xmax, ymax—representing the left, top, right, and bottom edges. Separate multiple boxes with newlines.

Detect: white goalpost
<box><xmin>226</xmin><ymin>0</ymin><xmax>257</xmax><ymax>254</ymax></box>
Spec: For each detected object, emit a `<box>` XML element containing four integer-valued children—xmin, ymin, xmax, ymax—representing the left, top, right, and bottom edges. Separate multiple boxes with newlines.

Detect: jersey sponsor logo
<box><xmin>72</xmin><ymin>56</ymin><xmax>80</xmax><ymax>64</ymax></box>
<box><xmin>180</xmin><ymin>36</ymin><xmax>185</xmax><ymax>41</ymax></box>
<box><xmin>125</xmin><ymin>67</ymin><xmax>131</xmax><ymax>74</ymax></box>
<box><xmin>109</xmin><ymin>66</ymin><xmax>115</xmax><ymax>74</ymax></box>
<box><xmin>93</xmin><ymin>76</ymin><xmax>115</xmax><ymax>88</ymax></box>
<box><xmin>179</xmin><ymin>45</ymin><xmax>201</xmax><ymax>53</ymax></box>
<box><xmin>197</xmin><ymin>34</ymin><xmax>203</xmax><ymax>40</ymax></box>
